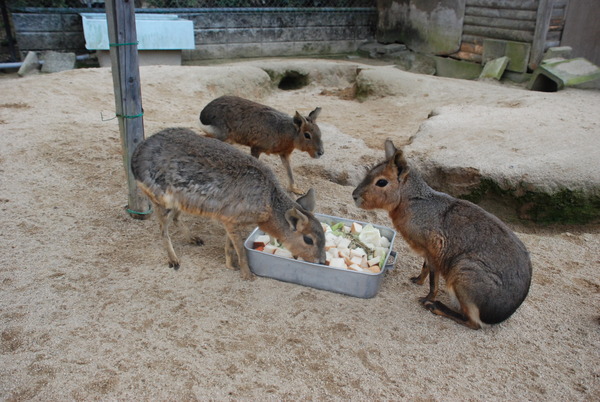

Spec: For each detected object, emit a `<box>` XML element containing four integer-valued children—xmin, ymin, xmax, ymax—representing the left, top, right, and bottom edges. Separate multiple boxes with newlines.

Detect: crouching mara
<box><xmin>352</xmin><ymin>139</ymin><xmax>532</xmax><ymax>329</ymax></box>
<box><xmin>131</xmin><ymin>127</ymin><xmax>326</xmax><ymax>280</ymax></box>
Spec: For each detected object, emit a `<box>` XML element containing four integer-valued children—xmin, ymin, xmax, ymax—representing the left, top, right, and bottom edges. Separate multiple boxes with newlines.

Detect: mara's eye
<box><xmin>376</xmin><ymin>179</ymin><xmax>388</xmax><ymax>187</ymax></box>
<box><xmin>304</xmin><ymin>132</ymin><xmax>311</xmax><ymax>139</ymax></box>
<box><xmin>303</xmin><ymin>235</ymin><xmax>314</xmax><ymax>245</ymax></box>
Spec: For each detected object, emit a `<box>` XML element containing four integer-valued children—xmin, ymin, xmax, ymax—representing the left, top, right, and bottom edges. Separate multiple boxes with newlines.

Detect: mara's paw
<box><xmin>419</xmin><ymin>297</ymin><xmax>437</xmax><ymax>312</ymax></box>
<box><xmin>290</xmin><ymin>185</ymin><xmax>305</xmax><ymax>195</ymax></box>
<box><xmin>190</xmin><ymin>236</ymin><xmax>204</xmax><ymax>246</ymax></box>
<box><xmin>240</xmin><ymin>271</ymin><xmax>256</xmax><ymax>281</ymax></box>
<box><xmin>410</xmin><ymin>276</ymin><xmax>423</xmax><ymax>284</ymax></box>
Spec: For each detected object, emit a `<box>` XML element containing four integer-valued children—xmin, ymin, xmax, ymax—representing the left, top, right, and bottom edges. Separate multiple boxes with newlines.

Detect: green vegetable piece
<box><xmin>330</xmin><ymin>222</ymin><xmax>345</xmax><ymax>232</ymax></box>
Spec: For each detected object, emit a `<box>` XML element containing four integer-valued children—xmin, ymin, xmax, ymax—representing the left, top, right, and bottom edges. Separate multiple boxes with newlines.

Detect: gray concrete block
<box><xmin>434</xmin><ymin>56</ymin><xmax>482</xmax><ymax>80</ymax></box>
<box><xmin>479</xmin><ymin>56</ymin><xmax>510</xmax><ymax>80</ymax></box>
<box><xmin>482</xmin><ymin>39</ymin><xmax>531</xmax><ymax>73</ymax></box>
<box><xmin>41</xmin><ymin>51</ymin><xmax>76</xmax><ymax>73</ymax></box>
<box><xmin>528</xmin><ymin>58</ymin><xmax>600</xmax><ymax>91</ymax></box>
<box><xmin>17</xmin><ymin>51</ymin><xmax>40</xmax><ymax>77</ymax></box>
<box><xmin>542</xmin><ymin>46</ymin><xmax>572</xmax><ymax>61</ymax></box>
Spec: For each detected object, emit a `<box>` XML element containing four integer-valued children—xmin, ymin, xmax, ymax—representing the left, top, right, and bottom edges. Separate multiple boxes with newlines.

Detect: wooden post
<box><xmin>0</xmin><ymin>0</ymin><xmax>18</xmax><ymax>61</ymax></box>
<box><xmin>105</xmin><ymin>0</ymin><xmax>152</xmax><ymax>219</ymax></box>
<box><xmin>530</xmin><ymin>0</ymin><xmax>556</xmax><ymax>70</ymax></box>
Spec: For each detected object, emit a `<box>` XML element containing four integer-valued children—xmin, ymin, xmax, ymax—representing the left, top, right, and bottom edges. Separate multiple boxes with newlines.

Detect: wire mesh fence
<box><xmin>7</xmin><ymin>0</ymin><xmax>375</xmax><ymax>9</ymax></box>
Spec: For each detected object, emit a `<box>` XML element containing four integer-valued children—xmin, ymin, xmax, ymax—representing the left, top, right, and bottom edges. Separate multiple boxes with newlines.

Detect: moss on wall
<box><xmin>461</xmin><ymin>178</ymin><xmax>600</xmax><ymax>224</ymax></box>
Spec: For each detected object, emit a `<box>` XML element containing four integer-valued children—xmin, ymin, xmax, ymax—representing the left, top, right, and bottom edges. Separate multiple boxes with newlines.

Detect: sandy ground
<box><xmin>1</xmin><ymin>59</ymin><xmax>599</xmax><ymax>400</ymax></box>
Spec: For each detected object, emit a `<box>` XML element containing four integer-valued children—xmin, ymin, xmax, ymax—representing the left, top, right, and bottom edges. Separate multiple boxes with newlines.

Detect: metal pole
<box><xmin>105</xmin><ymin>0</ymin><xmax>152</xmax><ymax>219</ymax></box>
<box><xmin>0</xmin><ymin>0</ymin><xmax>19</xmax><ymax>61</ymax></box>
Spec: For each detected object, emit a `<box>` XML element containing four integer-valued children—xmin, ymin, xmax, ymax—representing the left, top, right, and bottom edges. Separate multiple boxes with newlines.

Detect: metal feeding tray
<box><xmin>244</xmin><ymin>213</ymin><xmax>397</xmax><ymax>298</ymax></box>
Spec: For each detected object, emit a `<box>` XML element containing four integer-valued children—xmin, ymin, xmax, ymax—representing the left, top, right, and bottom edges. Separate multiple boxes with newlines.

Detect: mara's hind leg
<box><xmin>224</xmin><ymin>224</ymin><xmax>254</xmax><ymax>281</ymax></box>
<box><xmin>421</xmin><ymin>299</ymin><xmax>482</xmax><ymax>330</ymax></box>
<box><xmin>421</xmin><ymin>278</ymin><xmax>483</xmax><ymax>330</ymax></box>
<box><xmin>416</xmin><ymin>262</ymin><xmax>480</xmax><ymax>329</ymax></box>
<box><xmin>173</xmin><ymin>210</ymin><xmax>204</xmax><ymax>246</ymax></box>
<box><xmin>156</xmin><ymin>205</ymin><xmax>180</xmax><ymax>269</ymax></box>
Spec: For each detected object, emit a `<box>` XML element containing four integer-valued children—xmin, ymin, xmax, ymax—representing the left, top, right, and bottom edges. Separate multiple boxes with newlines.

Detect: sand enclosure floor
<box><xmin>0</xmin><ymin>60</ymin><xmax>599</xmax><ymax>400</ymax></box>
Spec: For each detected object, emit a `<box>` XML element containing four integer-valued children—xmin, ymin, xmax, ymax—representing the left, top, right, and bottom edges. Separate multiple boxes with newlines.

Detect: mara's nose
<box><xmin>317</xmin><ymin>149</ymin><xmax>324</xmax><ymax>157</ymax></box>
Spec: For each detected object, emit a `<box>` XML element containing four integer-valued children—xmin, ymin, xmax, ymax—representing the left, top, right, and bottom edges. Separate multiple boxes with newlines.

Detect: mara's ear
<box><xmin>296</xmin><ymin>188</ymin><xmax>316</xmax><ymax>212</ymax></box>
<box><xmin>384</xmin><ymin>139</ymin><xmax>397</xmax><ymax>160</ymax></box>
<box><xmin>308</xmin><ymin>107</ymin><xmax>322</xmax><ymax>122</ymax></box>
<box><xmin>293</xmin><ymin>111</ymin><xmax>306</xmax><ymax>130</ymax></box>
<box><xmin>390</xmin><ymin>148</ymin><xmax>410</xmax><ymax>181</ymax></box>
<box><xmin>284</xmin><ymin>207</ymin><xmax>310</xmax><ymax>231</ymax></box>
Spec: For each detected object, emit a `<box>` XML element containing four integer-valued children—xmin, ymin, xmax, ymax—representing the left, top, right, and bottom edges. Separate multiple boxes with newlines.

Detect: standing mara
<box><xmin>131</xmin><ymin>127</ymin><xmax>326</xmax><ymax>280</ymax></box>
<box><xmin>200</xmin><ymin>95</ymin><xmax>323</xmax><ymax>194</ymax></box>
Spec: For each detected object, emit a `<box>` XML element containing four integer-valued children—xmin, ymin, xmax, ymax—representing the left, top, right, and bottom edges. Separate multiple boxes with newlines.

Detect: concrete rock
<box><xmin>479</xmin><ymin>56</ymin><xmax>509</xmax><ymax>80</ymax></box>
<box><xmin>41</xmin><ymin>51</ymin><xmax>76</xmax><ymax>73</ymax></box>
<box><xmin>483</xmin><ymin>39</ymin><xmax>531</xmax><ymax>73</ymax></box>
<box><xmin>17</xmin><ymin>51</ymin><xmax>40</xmax><ymax>77</ymax></box>
<box><xmin>542</xmin><ymin>46</ymin><xmax>572</xmax><ymax>61</ymax></box>
<box><xmin>528</xmin><ymin>58</ymin><xmax>600</xmax><ymax>92</ymax></box>
<box><xmin>433</xmin><ymin>56</ymin><xmax>482</xmax><ymax>80</ymax></box>
<box><xmin>347</xmin><ymin>64</ymin><xmax>600</xmax><ymax>223</ymax></box>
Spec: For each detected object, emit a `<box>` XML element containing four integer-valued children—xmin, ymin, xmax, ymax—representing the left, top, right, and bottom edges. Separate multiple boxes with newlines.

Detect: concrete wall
<box><xmin>561</xmin><ymin>0</ymin><xmax>600</xmax><ymax>66</ymax></box>
<box><xmin>10</xmin><ymin>8</ymin><xmax>376</xmax><ymax>61</ymax></box>
<box><xmin>375</xmin><ymin>0</ymin><xmax>466</xmax><ymax>55</ymax></box>
<box><xmin>455</xmin><ymin>0</ymin><xmax>569</xmax><ymax>67</ymax></box>
<box><xmin>375</xmin><ymin>0</ymin><xmax>570</xmax><ymax>69</ymax></box>
<box><xmin>184</xmin><ymin>9</ymin><xmax>376</xmax><ymax>60</ymax></box>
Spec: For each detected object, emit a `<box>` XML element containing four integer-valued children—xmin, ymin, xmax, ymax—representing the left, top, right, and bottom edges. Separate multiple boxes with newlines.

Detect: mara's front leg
<box><xmin>411</xmin><ymin>260</ymin><xmax>429</xmax><ymax>285</ymax></box>
<box><xmin>418</xmin><ymin>260</ymin><xmax>440</xmax><ymax>305</ymax></box>
<box><xmin>280</xmin><ymin>153</ymin><xmax>302</xmax><ymax>194</ymax></box>
<box><xmin>224</xmin><ymin>224</ymin><xmax>255</xmax><ymax>281</ymax></box>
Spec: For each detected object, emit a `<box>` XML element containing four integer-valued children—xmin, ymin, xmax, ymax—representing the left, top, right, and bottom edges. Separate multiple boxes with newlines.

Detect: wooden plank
<box><xmin>530</xmin><ymin>0</ymin><xmax>555</xmax><ymax>69</ymax></box>
<box><xmin>549</xmin><ymin>19</ymin><xmax>565</xmax><ymax>31</ymax></box>
<box><xmin>552</xmin><ymin>5</ymin><xmax>567</xmax><ymax>16</ymax></box>
<box><xmin>105</xmin><ymin>0</ymin><xmax>151</xmax><ymax>219</ymax></box>
<box><xmin>14</xmin><ymin>32</ymin><xmax>85</xmax><ymax>51</ymax></box>
<box><xmin>546</xmin><ymin>31</ymin><xmax>562</xmax><ymax>41</ymax></box>
<box><xmin>465</xmin><ymin>0</ymin><xmax>539</xmax><ymax>10</ymax></box>
<box><xmin>545</xmin><ymin>40</ymin><xmax>561</xmax><ymax>48</ymax></box>
<box><xmin>464</xmin><ymin>15</ymin><xmax>536</xmax><ymax>31</ymax></box>
<box><xmin>451</xmin><ymin>50</ymin><xmax>483</xmax><ymax>63</ymax></box>
<box><xmin>465</xmin><ymin>7</ymin><xmax>537</xmax><ymax>21</ymax></box>
<box><xmin>462</xmin><ymin>34</ymin><xmax>486</xmax><ymax>45</ymax></box>
<box><xmin>12</xmin><ymin>13</ymin><xmax>82</xmax><ymax>32</ymax></box>
<box><xmin>463</xmin><ymin>24</ymin><xmax>535</xmax><ymax>42</ymax></box>
<box><xmin>459</xmin><ymin>41</ymin><xmax>483</xmax><ymax>55</ymax></box>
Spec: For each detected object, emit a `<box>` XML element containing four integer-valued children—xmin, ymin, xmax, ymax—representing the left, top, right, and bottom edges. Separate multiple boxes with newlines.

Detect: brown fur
<box><xmin>199</xmin><ymin>95</ymin><xmax>323</xmax><ymax>194</ymax></box>
<box><xmin>352</xmin><ymin>139</ymin><xmax>532</xmax><ymax>329</ymax></box>
<box><xmin>131</xmin><ymin>127</ymin><xmax>326</xmax><ymax>280</ymax></box>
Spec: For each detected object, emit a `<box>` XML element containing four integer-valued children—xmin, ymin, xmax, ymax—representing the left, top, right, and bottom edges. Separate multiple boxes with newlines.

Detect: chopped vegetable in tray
<box><xmin>252</xmin><ymin>221</ymin><xmax>391</xmax><ymax>273</ymax></box>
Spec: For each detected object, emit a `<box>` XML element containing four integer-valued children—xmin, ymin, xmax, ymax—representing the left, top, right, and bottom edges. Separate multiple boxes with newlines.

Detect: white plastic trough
<box><xmin>80</xmin><ymin>13</ymin><xmax>195</xmax><ymax>66</ymax></box>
